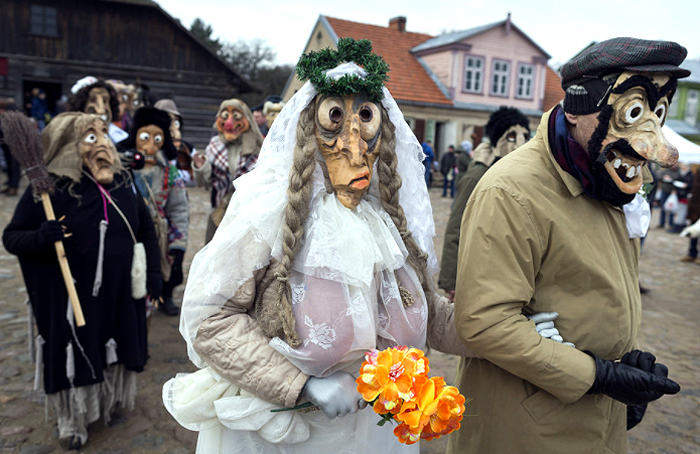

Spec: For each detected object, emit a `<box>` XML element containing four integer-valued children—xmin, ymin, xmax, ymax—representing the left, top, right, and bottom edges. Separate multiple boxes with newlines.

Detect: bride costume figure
<box><xmin>163</xmin><ymin>39</ymin><xmax>563</xmax><ymax>454</ymax></box>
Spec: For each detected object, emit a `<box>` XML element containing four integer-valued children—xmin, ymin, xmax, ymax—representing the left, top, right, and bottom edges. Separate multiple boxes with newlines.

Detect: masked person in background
<box><xmin>447</xmin><ymin>38</ymin><xmax>686</xmax><ymax>454</ymax></box>
<box><xmin>119</xmin><ymin>107</ymin><xmax>189</xmax><ymax>316</ymax></box>
<box><xmin>3</xmin><ymin>112</ymin><xmax>160</xmax><ymax>450</ymax></box>
<box><xmin>155</xmin><ymin>99</ymin><xmax>197</xmax><ymax>187</ymax></box>
<box><xmin>439</xmin><ymin>106</ymin><xmax>530</xmax><ymax>300</ymax></box>
<box><xmin>192</xmin><ymin>99</ymin><xmax>263</xmax><ymax>242</ymax></box>
<box><xmin>68</xmin><ymin>76</ymin><xmax>128</xmax><ymax>143</ymax></box>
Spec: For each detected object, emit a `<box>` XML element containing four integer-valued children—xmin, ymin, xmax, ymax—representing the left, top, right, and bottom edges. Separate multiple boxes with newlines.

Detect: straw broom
<box><xmin>0</xmin><ymin>111</ymin><xmax>86</xmax><ymax>327</ymax></box>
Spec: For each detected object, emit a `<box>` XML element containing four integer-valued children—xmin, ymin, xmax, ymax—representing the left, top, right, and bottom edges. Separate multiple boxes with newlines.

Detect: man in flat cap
<box><xmin>447</xmin><ymin>38</ymin><xmax>688</xmax><ymax>454</ymax></box>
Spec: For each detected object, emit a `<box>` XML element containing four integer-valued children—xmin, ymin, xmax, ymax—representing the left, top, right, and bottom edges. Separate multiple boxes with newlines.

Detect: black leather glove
<box><xmin>620</xmin><ymin>350</ymin><xmax>663</xmax><ymax>430</ymax></box>
<box><xmin>38</xmin><ymin>220</ymin><xmax>64</xmax><ymax>246</ymax></box>
<box><xmin>168</xmin><ymin>249</ymin><xmax>185</xmax><ymax>287</ymax></box>
<box><xmin>148</xmin><ymin>272</ymin><xmax>163</xmax><ymax>301</ymax></box>
<box><xmin>586</xmin><ymin>351</ymin><xmax>680</xmax><ymax>406</ymax></box>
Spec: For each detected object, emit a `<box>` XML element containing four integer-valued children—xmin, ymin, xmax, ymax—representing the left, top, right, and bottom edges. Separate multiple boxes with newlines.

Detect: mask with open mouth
<box><xmin>79</xmin><ymin>117</ymin><xmax>115</xmax><ymax>184</ymax></box>
<box><xmin>216</xmin><ymin>105</ymin><xmax>250</xmax><ymax>143</ymax></box>
<box><xmin>314</xmin><ymin>93</ymin><xmax>382</xmax><ymax>209</ymax></box>
<box><xmin>586</xmin><ymin>72</ymin><xmax>679</xmax><ymax>204</ymax></box>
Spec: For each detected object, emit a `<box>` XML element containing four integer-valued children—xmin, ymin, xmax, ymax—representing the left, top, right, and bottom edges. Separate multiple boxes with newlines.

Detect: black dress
<box><xmin>3</xmin><ymin>171</ymin><xmax>160</xmax><ymax>394</ymax></box>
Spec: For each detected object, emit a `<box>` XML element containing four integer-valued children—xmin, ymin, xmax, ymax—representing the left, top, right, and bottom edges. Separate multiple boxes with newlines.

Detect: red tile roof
<box><xmin>543</xmin><ymin>65</ymin><xmax>565</xmax><ymax>111</ymax></box>
<box><xmin>324</xmin><ymin>16</ymin><xmax>452</xmax><ymax>106</ymax></box>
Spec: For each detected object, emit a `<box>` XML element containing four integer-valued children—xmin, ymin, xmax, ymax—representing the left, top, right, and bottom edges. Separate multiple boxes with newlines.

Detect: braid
<box><xmin>376</xmin><ymin>108</ymin><xmax>437</xmax><ymax>336</ymax></box>
<box><xmin>256</xmin><ymin>103</ymin><xmax>317</xmax><ymax>346</ymax></box>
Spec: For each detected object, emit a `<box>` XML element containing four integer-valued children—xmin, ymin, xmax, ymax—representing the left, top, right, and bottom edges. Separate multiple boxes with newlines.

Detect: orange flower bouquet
<box><xmin>356</xmin><ymin>346</ymin><xmax>467</xmax><ymax>445</ymax></box>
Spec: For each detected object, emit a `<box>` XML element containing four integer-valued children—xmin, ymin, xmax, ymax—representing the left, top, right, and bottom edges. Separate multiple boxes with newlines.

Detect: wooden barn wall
<box><xmin>0</xmin><ymin>0</ymin><xmax>255</xmax><ymax>148</ymax></box>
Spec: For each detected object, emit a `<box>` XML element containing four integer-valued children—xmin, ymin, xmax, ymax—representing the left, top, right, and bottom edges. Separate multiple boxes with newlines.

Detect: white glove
<box><xmin>680</xmin><ymin>219</ymin><xmax>700</xmax><ymax>238</ymax></box>
<box><xmin>301</xmin><ymin>371</ymin><xmax>367</xmax><ymax>419</ymax></box>
<box><xmin>528</xmin><ymin>312</ymin><xmax>575</xmax><ymax>347</ymax></box>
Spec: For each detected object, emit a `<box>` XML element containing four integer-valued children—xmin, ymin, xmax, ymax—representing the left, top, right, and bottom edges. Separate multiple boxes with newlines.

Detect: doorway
<box><xmin>22</xmin><ymin>80</ymin><xmax>63</xmax><ymax>122</ymax></box>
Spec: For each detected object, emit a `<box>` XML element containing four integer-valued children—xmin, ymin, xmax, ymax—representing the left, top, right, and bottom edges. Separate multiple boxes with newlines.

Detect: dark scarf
<box><xmin>548</xmin><ymin>106</ymin><xmax>634</xmax><ymax>207</ymax></box>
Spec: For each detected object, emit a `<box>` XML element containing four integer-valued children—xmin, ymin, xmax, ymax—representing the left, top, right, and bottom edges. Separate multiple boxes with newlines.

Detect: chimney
<box><xmin>505</xmin><ymin>12</ymin><xmax>511</xmax><ymax>35</ymax></box>
<box><xmin>389</xmin><ymin>16</ymin><xmax>407</xmax><ymax>33</ymax></box>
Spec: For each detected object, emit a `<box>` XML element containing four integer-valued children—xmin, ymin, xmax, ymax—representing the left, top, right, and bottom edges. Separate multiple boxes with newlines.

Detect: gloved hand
<box><xmin>38</xmin><ymin>220</ymin><xmax>65</xmax><ymax>246</ymax></box>
<box><xmin>301</xmin><ymin>371</ymin><xmax>366</xmax><ymax>419</ymax></box>
<box><xmin>168</xmin><ymin>249</ymin><xmax>185</xmax><ymax>287</ymax></box>
<box><xmin>620</xmin><ymin>350</ymin><xmax>665</xmax><ymax>430</ymax></box>
<box><xmin>147</xmin><ymin>272</ymin><xmax>163</xmax><ymax>301</ymax></box>
<box><xmin>680</xmin><ymin>219</ymin><xmax>700</xmax><ymax>238</ymax></box>
<box><xmin>527</xmin><ymin>312</ymin><xmax>575</xmax><ymax>347</ymax></box>
<box><xmin>586</xmin><ymin>351</ymin><xmax>680</xmax><ymax>406</ymax></box>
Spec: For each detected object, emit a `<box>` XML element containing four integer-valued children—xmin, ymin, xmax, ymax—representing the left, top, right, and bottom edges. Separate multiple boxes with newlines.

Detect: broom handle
<box><xmin>40</xmin><ymin>192</ymin><xmax>86</xmax><ymax>327</ymax></box>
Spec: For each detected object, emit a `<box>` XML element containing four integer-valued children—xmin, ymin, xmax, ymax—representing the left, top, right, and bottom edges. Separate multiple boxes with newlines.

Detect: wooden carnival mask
<box><xmin>314</xmin><ymin>93</ymin><xmax>382</xmax><ymax>209</ymax></box>
<box><xmin>84</xmin><ymin>87</ymin><xmax>112</xmax><ymax>124</ymax></box>
<box><xmin>79</xmin><ymin>118</ymin><xmax>115</xmax><ymax>184</ymax></box>
<box><xmin>596</xmin><ymin>71</ymin><xmax>678</xmax><ymax>195</ymax></box>
<box><xmin>263</xmin><ymin>100</ymin><xmax>284</xmax><ymax>129</ymax></box>
<box><xmin>216</xmin><ymin>105</ymin><xmax>250</xmax><ymax>143</ymax></box>
<box><xmin>167</xmin><ymin>113</ymin><xmax>182</xmax><ymax>147</ymax></box>
<box><xmin>493</xmin><ymin>124</ymin><xmax>529</xmax><ymax>160</ymax></box>
<box><xmin>135</xmin><ymin>124</ymin><xmax>164</xmax><ymax>167</ymax></box>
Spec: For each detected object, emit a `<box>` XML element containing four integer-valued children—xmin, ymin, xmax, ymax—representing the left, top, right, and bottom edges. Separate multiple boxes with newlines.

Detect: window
<box><xmin>685</xmin><ymin>90</ymin><xmax>699</xmax><ymax>126</ymax></box>
<box><xmin>30</xmin><ymin>5</ymin><xmax>58</xmax><ymax>38</ymax></box>
<box><xmin>516</xmin><ymin>64</ymin><xmax>535</xmax><ymax>99</ymax></box>
<box><xmin>490</xmin><ymin>60</ymin><xmax>510</xmax><ymax>97</ymax></box>
<box><xmin>463</xmin><ymin>56</ymin><xmax>484</xmax><ymax>93</ymax></box>
<box><xmin>668</xmin><ymin>94</ymin><xmax>679</xmax><ymax>118</ymax></box>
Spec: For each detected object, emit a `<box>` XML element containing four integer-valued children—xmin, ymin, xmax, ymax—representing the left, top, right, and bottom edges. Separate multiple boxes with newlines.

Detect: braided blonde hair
<box><xmin>256</xmin><ymin>102</ymin><xmax>436</xmax><ymax>346</ymax></box>
<box><xmin>256</xmin><ymin>102</ymin><xmax>317</xmax><ymax>346</ymax></box>
<box><xmin>375</xmin><ymin>108</ymin><xmax>437</xmax><ymax>336</ymax></box>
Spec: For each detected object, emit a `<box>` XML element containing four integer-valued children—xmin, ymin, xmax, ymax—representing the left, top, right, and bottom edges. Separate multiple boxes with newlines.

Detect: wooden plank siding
<box><xmin>0</xmin><ymin>0</ymin><xmax>255</xmax><ymax>149</ymax></box>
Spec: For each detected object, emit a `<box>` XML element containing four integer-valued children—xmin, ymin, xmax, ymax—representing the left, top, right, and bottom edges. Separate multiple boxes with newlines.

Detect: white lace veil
<box><xmin>181</xmin><ymin>62</ymin><xmax>437</xmax><ymax>367</ymax></box>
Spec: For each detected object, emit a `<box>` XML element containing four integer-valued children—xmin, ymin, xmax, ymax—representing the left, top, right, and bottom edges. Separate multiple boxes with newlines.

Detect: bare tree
<box><xmin>219</xmin><ymin>38</ymin><xmax>277</xmax><ymax>80</ymax></box>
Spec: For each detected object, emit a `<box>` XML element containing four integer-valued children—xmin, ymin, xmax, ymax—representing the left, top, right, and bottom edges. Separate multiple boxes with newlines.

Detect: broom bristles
<box><xmin>0</xmin><ymin>111</ymin><xmax>53</xmax><ymax>194</ymax></box>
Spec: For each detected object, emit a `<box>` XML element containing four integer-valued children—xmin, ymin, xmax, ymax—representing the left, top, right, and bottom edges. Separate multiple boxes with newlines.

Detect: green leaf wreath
<box><xmin>296</xmin><ymin>38</ymin><xmax>390</xmax><ymax>103</ymax></box>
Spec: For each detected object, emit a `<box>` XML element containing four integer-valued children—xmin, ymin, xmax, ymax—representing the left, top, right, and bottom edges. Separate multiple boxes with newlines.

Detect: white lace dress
<box><xmin>164</xmin><ymin>194</ymin><xmax>425</xmax><ymax>454</ymax></box>
<box><xmin>164</xmin><ymin>62</ymin><xmax>437</xmax><ymax>454</ymax></box>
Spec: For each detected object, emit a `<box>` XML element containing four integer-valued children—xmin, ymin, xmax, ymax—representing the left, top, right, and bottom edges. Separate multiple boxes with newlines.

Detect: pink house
<box><xmin>285</xmin><ymin>14</ymin><xmax>562</xmax><ymax>155</ymax></box>
<box><xmin>412</xmin><ymin>14</ymin><xmax>550</xmax><ymax>115</ymax></box>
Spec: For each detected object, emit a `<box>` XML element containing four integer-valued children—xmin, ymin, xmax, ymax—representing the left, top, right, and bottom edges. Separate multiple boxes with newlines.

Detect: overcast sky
<box><xmin>156</xmin><ymin>0</ymin><xmax>700</xmax><ymax>69</ymax></box>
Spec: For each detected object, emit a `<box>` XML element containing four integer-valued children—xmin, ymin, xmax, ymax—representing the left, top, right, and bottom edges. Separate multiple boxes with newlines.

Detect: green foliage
<box><xmin>190</xmin><ymin>18</ymin><xmax>222</xmax><ymax>54</ymax></box>
<box><xmin>296</xmin><ymin>38</ymin><xmax>390</xmax><ymax>103</ymax></box>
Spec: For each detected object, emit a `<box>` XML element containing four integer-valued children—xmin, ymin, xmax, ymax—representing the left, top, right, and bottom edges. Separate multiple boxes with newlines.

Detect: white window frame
<box><xmin>685</xmin><ymin>90</ymin><xmax>699</xmax><ymax>126</ymax></box>
<box><xmin>516</xmin><ymin>63</ymin><xmax>535</xmax><ymax>100</ymax></box>
<box><xmin>490</xmin><ymin>59</ymin><xmax>511</xmax><ymax>97</ymax></box>
<box><xmin>463</xmin><ymin>56</ymin><xmax>484</xmax><ymax>94</ymax></box>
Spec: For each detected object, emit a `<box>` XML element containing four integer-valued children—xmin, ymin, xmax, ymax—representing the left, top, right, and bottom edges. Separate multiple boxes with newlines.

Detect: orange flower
<box><xmin>356</xmin><ymin>347</ymin><xmax>429</xmax><ymax>406</ymax></box>
<box><xmin>420</xmin><ymin>384</ymin><xmax>466</xmax><ymax>440</ymax></box>
<box><xmin>394</xmin><ymin>375</ymin><xmax>441</xmax><ymax>430</ymax></box>
<box><xmin>393</xmin><ymin>422</ymin><xmax>422</xmax><ymax>445</ymax></box>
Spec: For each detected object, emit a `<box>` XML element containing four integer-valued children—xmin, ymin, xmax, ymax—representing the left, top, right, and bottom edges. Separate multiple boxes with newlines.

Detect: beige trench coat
<box><xmin>447</xmin><ymin>108</ymin><xmax>641</xmax><ymax>454</ymax></box>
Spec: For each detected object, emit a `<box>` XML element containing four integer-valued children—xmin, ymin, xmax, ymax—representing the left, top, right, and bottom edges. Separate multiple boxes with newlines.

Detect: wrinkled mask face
<box><xmin>216</xmin><ymin>106</ymin><xmax>250</xmax><ymax>143</ymax></box>
<box><xmin>118</xmin><ymin>89</ymin><xmax>134</xmax><ymax>120</ymax></box>
<box><xmin>314</xmin><ymin>94</ymin><xmax>382</xmax><ymax>209</ymax></box>
<box><xmin>265</xmin><ymin>106</ymin><xmax>282</xmax><ymax>129</ymax></box>
<box><xmin>84</xmin><ymin>87</ymin><xmax>112</xmax><ymax>124</ymax></box>
<box><xmin>79</xmin><ymin>119</ymin><xmax>115</xmax><ymax>184</ymax></box>
<box><xmin>168</xmin><ymin>113</ymin><xmax>182</xmax><ymax>147</ymax></box>
<box><xmin>135</xmin><ymin>124</ymin><xmax>164</xmax><ymax>167</ymax></box>
<box><xmin>493</xmin><ymin>124</ymin><xmax>529</xmax><ymax>159</ymax></box>
<box><xmin>593</xmin><ymin>71</ymin><xmax>678</xmax><ymax>195</ymax></box>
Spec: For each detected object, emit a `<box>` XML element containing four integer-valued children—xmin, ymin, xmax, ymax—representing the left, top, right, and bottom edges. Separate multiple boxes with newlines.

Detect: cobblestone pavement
<box><xmin>0</xmin><ymin>176</ymin><xmax>698</xmax><ymax>454</ymax></box>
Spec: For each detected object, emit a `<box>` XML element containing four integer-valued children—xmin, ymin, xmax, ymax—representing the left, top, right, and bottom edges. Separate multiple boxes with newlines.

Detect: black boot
<box><xmin>159</xmin><ymin>296</ymin><xmax>180</xmax><ymax>316</ymax></box>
